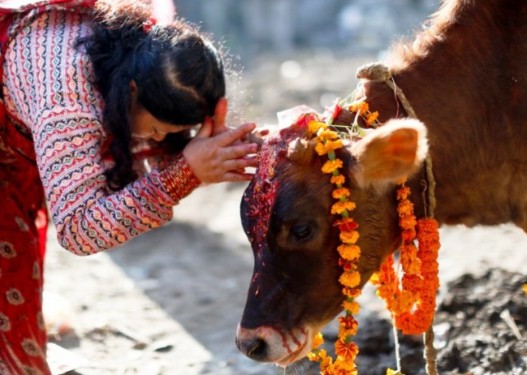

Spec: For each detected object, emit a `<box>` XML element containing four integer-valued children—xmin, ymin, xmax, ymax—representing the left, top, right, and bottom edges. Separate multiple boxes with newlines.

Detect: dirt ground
<box><xmin>43</xmin><ymin>55</ymin><xmax>527</xmax><ymax>375</ymax></box>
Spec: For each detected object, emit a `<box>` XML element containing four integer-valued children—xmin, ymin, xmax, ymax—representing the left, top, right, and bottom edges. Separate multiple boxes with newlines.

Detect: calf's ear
<box><xmin>287</xmin><ymin>138</ymin><xmax>315</xmax><ymax>165</ymax></box>
<box><xmin>350</xmin><ymin>118</ymin><xmax>428</xmax><ymax>189</ymax></box>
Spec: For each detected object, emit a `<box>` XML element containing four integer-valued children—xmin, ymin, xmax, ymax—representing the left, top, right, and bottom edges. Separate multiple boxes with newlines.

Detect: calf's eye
<box><xmin>290</xmin><ymin>223</ymin><xmax>312</xmax><ymax>242</ymax></box>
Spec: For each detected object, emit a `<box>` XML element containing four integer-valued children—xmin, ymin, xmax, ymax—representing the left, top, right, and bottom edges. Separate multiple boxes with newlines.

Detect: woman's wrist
<box><xmin>159</xmin><ymin>154</ymin><xmax>201</xmax><ymax>203</ymax></box>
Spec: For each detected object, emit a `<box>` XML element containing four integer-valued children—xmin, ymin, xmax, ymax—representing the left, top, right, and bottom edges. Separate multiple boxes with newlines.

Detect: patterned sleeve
<box><xmin>2</xmin><ymin>10</ymin><xmax>199</xmax><ymax>255</ymax></box>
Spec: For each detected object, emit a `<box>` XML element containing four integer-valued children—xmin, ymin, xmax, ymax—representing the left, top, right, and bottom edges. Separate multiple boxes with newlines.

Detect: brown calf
<box><xmin>236</xmin><ymin>0</ymin><xmax>527</xmax><ymax>367</ymax></box>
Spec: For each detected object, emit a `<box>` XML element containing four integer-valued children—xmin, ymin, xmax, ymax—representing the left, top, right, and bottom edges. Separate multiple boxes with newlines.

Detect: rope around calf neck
<box><xmin>356</xmin><ymin>62</ymin><xmax>437</xmax><ymax>218</ymax></box>
<box><xmin>356</xmin><ymin>62</ymin><xmax>439</xmax><ymax>375</ymax></box>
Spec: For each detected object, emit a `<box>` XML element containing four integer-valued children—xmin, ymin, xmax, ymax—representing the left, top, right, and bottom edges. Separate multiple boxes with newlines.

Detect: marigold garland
<box><xmin>298</xmin><ymin>97</ymin><xmax>440</xmax><ymax>375</ymax></box>
<box><xmin>305</xmin><ymin>112</ymin><xmax>362</xmax><ymax>375</ymax></box>
<box><xmin>372</xmin><ymin>182</ymin><xmax>440</xmax><ymax>336</ymax></box>
<box><xmin>371</xmin><ymin>181</ymin><xmax>441</xmax><ymax>375</ymax></box>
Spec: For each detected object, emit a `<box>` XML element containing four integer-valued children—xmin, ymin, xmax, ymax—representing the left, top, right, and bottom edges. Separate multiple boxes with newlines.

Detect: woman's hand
<box><xmin>182</xmin><ymin>118</ymin><xmax>259</xmax><ymax>184</ymax></box>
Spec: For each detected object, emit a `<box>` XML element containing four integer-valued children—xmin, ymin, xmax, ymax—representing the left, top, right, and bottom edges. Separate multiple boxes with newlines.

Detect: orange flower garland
<box><xmin>301</xmin><ymin>97</ymin><xmax>440</xmax><ymax>375</ymax></box>
<box><xmin>372</xmin><ymin>182</ymin><xmax>440</xmax><ymax>336</ymax></box>
<box><xmin>306</xmin><ymin>117</ymin><xmax>362</xmax><ymax>375</ymax></box>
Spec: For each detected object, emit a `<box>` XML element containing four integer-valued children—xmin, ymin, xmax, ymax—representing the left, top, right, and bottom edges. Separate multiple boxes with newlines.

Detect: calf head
<box><xmin>236</xmin><ymin>116</ymin><xmax>428</xmax><ymax>366</ymax></box>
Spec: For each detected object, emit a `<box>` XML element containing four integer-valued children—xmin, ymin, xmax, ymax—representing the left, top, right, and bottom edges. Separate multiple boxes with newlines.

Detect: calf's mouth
<box><xmin>235</xmin><ymin>323</ymin><xmax>319</xmax><ymax>366</ymax></box>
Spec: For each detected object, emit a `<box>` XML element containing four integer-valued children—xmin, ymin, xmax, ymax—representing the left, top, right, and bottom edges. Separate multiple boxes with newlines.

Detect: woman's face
<box><xmin>129</xmin><ymin>80</ymin><xmax>194</xmax><ymax>142</ymax></box>
<box><xmin>130</xmin><ymin>103</ymin><xmax>193</xmax><ymax>142</ymax></box>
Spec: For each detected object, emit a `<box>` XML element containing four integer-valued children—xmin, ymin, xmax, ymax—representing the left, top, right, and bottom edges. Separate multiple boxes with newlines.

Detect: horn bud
<box><xmin>247</xmin><ymin>127</ymin><xmax>272</xmax><ymax>147</ymax></box>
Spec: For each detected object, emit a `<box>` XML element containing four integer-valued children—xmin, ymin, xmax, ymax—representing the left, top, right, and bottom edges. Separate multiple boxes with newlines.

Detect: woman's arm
<box><xmin>3</xmin><ymin>9</ymin><xmax>197</xmax><ymax>255</ymax></box>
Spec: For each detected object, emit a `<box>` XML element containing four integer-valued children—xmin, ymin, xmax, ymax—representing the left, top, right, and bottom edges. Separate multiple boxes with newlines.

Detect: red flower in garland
<box><xmin>334</xmin><ymin>218</ymin><xmax>359</xmax><ymax>232</ymax></box>
<box><xmin>295</xmin><ymin>113</ymin><xmax>320</xmax><ymax>129</ymax></box>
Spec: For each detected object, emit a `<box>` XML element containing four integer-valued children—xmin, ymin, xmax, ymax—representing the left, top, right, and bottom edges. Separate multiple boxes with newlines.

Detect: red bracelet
<box><xmin>159</xmin><ymin>155</ymin><xmax>201</xmax><ymax>203</ymax></box>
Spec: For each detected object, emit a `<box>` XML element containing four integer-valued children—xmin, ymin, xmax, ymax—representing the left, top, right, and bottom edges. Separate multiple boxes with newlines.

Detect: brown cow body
<box><xmin>237</xmin><ymin>0</ymin><xmax>527</xmax><ymax>367</ymax></box>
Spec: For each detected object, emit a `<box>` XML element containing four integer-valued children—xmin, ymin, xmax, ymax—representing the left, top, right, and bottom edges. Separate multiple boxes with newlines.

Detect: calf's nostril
<box><xmin>237</xmin><ymin>337</ymin><xmax>268</xmax><ymax>361</ymax></box>
<box><xmin>248</xmin><ymin>338</ymin><xmax>267</xmax><ymax>359</ymax></box>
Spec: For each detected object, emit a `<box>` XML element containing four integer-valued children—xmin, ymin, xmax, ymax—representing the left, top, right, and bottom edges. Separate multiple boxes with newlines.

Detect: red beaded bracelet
<box><xmin>159</xmin><ymin>155</ymin><xmax>200</xmax><ymax>203</ymax></box>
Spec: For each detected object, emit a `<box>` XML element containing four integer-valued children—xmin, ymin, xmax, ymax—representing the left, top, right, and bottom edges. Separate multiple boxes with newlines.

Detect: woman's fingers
<box><xmin>221</xmin><ymin>155</ymin><xmax>259</xmax><ymax>171</ymax></box>
<box><xmin>216</xmin><ymin>123</ymin><xmax>257</xmax><ymax>147</ymax></box>
<box><xmin>222</xmin><ymin>143</ymin><xmax>259</xmax><ymax>160</ymax></box>
<box><xmin>223</xmin><ymin>171</ymin><xmax>254</xmax><ymax>182</ymax></box>
<box><xmin>182</xmin><ymin>119</ymin><xmax>260</xmax><ymax>184</ymax></box>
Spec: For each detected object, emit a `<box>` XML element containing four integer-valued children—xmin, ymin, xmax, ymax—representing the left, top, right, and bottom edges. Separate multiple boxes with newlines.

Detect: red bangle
<box><xmin>159</xmin><ymin>155</ymin><xmax>200</xmax><ymax>203</ymax></box>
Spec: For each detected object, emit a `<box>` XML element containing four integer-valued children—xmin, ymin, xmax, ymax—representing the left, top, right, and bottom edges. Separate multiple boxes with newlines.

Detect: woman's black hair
<box><xmin>77</xmin><ymin>1</ymin><xmax>225</xmax><ymax>190</ymax></box>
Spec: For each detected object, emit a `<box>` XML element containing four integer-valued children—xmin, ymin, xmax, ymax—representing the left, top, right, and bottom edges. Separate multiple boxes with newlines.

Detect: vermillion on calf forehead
<box><xmin>242</xmin><ymin>125</ymin><xmax>310</xmax><ymax>258</ymax></box>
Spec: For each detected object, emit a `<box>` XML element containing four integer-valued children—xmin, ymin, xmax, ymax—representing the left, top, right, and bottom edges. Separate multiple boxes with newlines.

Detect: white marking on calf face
<box><xmin>235</xmin><ymin>323</ymin><xmax>314</xmax><ymax>367</ymax></box>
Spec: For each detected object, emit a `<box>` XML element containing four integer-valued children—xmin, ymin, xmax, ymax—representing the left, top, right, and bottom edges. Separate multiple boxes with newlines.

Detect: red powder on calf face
<box><xmin>242</xmin><ymin>125</ymin><xmax>308</xmax><ymax>258</ymax></box>
<box><xmin>243</xmin><ymin>134</ymin><xmax>280</xmax><ymax>258</ymax></box>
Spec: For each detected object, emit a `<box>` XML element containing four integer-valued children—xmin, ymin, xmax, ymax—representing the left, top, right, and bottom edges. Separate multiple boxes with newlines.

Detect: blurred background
<box><xmin>174</xmin><ymin>0</ymin><xmax>438</xmax><ymax>124</ymax></box>
<box><xmin>44</xmin><ymin>1</ymin><xmax>527</xmax><ymax>375</ymax></box>
<box><xmin>176</xmin><ymin>0</ymin><xmax>436</xmax><ymax>56</ymax></box>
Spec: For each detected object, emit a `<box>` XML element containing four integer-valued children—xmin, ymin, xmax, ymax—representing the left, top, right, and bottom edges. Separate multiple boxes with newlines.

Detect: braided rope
<box><xmin>356</xmin><ymin>62</ymin><xmax>438</xmax><ymax>375</ymax></box>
